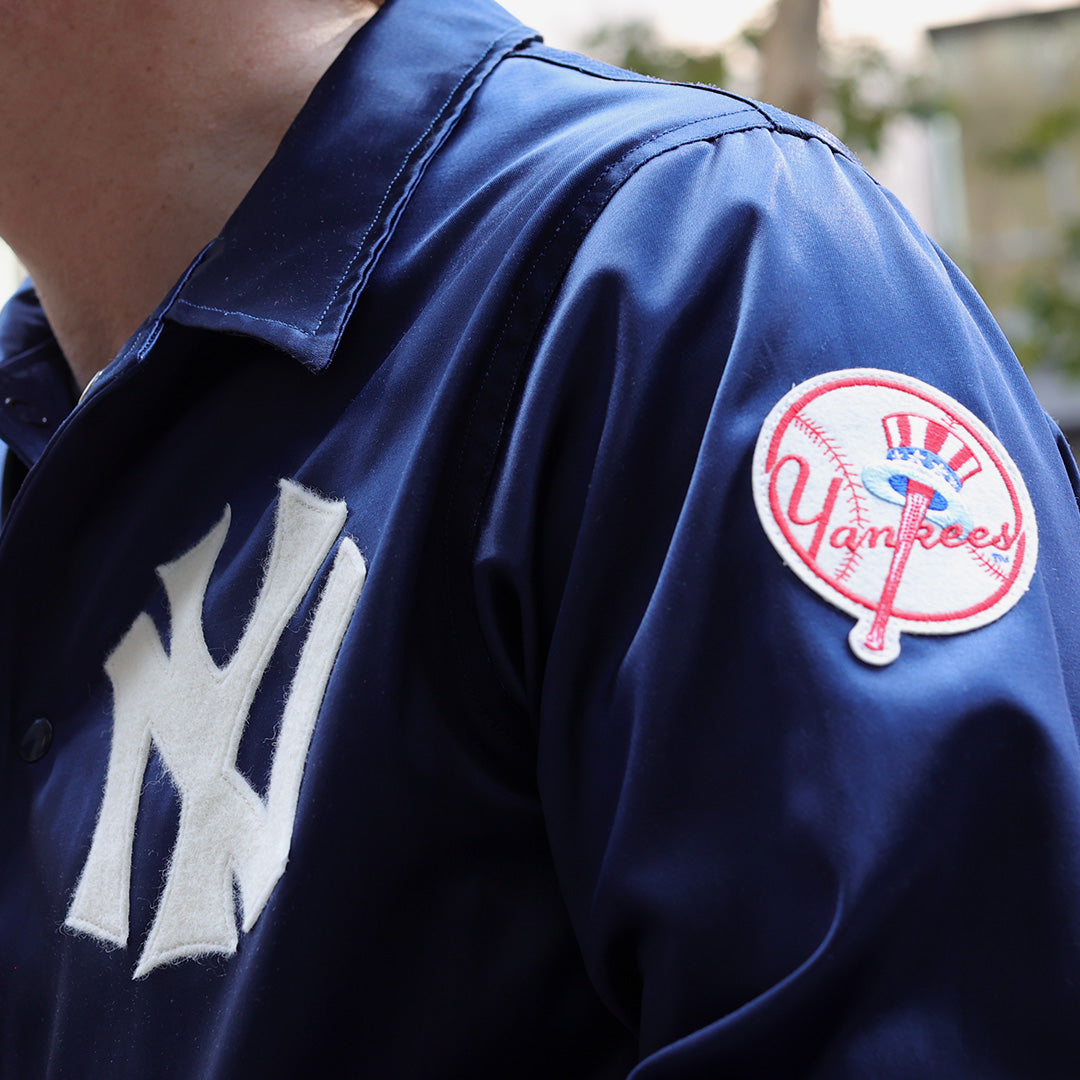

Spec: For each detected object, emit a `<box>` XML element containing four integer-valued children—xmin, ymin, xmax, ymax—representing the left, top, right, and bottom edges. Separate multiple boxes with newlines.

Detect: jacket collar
<box><xmin>165</xmin><ymin>0</ymin><xmax>539</xmax><ymax>370</ymax></box>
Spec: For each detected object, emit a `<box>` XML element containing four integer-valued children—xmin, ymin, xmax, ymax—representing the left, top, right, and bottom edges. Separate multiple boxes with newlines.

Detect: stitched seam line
<box><xmin>507</xmin><ymin>47</ymin><xmax>855</xmax><ymax>159</ymax></box>
<box><xmin>792</xmin><ymin>414</ymin><xmax>868</xmax><ymax>526</ymax></box>
<box><xmin>312</xmin><ymin>32</ymin><xmax>526</xmax><ymax>333</ymax></box>
<box><xmin>445</xmin><ymin>114</ymin><xmax>778</xmax><ymax>718</ymax></box>
<box><xmin>508</xmin><ymin>48</ymin><xmax>775</xmax><ymax>123</ymax></box>
<box><xmin>462</xmin><ymin>111</ymin><xmax>766</xmax><ymax>537</ymax></box>
<box><xmin>792</xmin><ymin>414</ymin><xmax>867</xmax><ymax>582</ymax></box>
<box><xmin>966</xmin><ymin>543</ymin><xmax>1010</xmax><ymax>580</ymax></box>
<box><xmin>170</xmin><ymin>301</ymin><xmax>314</xmax><ymax>335</ymax></box>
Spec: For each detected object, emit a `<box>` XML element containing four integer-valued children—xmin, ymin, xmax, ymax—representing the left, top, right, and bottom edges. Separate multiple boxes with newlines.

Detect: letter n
<box><xmin>65</xmin><ymin>480</ymin><xmax>365</xmax><ymax>978</ymax></box>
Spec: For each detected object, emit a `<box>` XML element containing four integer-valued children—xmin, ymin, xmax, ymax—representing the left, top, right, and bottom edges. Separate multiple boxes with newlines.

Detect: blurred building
<box><xmin>929</xmin><ymin>5</ymin><xmax>1080</xmax><ymax>311</ymax></box>
<box><xmin>928</xmin><ymin>4</ymin><xmax>1080</xmax><ymax>440</ymax></box>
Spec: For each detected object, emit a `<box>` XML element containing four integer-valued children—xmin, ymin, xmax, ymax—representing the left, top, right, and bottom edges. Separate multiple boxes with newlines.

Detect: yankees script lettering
<box><xmin>751</xmin><ymin>369</ymin><xmax>1038</xmax><ymax>665</ymax></box>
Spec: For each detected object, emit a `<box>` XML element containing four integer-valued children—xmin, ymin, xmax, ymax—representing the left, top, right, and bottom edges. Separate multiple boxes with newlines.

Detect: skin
<box><xmin>0</xmin><ymin>0</ymin><xmax>380</xmax><ymax>389</ymax></box>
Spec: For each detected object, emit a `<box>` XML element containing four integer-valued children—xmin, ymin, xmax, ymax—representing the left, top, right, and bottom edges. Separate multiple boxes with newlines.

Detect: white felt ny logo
<box><xmin>65</xmin><ymin>480</ymin><xmax>365</xmax><ymax>978</ymax></box>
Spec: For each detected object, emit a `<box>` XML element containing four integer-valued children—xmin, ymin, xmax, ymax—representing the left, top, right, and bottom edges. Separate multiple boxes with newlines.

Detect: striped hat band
<box><xmin>881</xmin><ymin>413</ymin><xmax>982</xmax><ymax>485</ymax></box>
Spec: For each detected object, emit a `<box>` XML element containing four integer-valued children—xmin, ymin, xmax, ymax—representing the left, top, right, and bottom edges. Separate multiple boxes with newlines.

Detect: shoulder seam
<box><xmin>446</xmin><ymin>86</ymin><xmax>863</xmax><ymax>719</ymax></box>
<box><xmin>445</xmin><ymin>107</ymin><xmax>785</xmax><ymax>719</ymax></box>
<box><xmin>508</xmin><ymin>42</ymin><xmax>768</xmax><ymax>110</ymax></box>
<box><xmin>506</xmin><ymin>43</ymin><xmax>857</xmax><ymax>164</ymax></box>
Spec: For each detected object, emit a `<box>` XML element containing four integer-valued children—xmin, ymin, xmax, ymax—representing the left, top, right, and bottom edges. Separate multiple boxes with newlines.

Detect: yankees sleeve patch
<box><xmin>751</xmin><ymin>369</ymin><xmax>1038</xmax><ymax>666</ymax></box>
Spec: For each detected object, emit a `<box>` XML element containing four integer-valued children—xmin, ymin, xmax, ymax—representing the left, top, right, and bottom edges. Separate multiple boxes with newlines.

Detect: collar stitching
<box><xmin>170</xmin><ymin>30</ymin><xmax>528</xmax><ymax>348</ymax></box>
<box><xmin>310</xmin><ymin>30</ymin><xmax>522</xmax><ymax>334</ymax></box>
<box><xmin>170</xmin><ymin>300</ymin><xmax>315</xmax><ymax>338</ymax></box>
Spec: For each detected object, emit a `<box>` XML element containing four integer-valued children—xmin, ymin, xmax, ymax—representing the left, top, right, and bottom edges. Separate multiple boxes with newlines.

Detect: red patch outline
<box><xmin>752</xmin><ymin>368</ymin><xmax>1037</xmax><ymax>664</ymax></box>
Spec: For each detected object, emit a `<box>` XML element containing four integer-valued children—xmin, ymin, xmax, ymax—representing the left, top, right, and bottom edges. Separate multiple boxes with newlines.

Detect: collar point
<box><xmin>166</xmin><ymin>300</ymin><xmax>337</xmax><ymax>372</ymax></box>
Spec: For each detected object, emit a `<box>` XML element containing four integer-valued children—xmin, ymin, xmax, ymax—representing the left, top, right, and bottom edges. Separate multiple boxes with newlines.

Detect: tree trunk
<box><xmin>760</xmin><ymin>0</ymin><xmax>822</xmax><ymax>120</ymax></box>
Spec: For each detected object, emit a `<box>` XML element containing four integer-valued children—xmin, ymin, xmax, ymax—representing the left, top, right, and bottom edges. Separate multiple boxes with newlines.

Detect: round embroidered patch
<box><xmin>751</xmin><ymin>368</ymin><xmax>1038</xmax><ymax>665</ymax></box>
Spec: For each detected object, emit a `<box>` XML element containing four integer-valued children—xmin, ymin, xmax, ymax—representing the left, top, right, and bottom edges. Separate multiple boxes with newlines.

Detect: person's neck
<box><xmin>0</xmin><ymin>2</ymin><xmax>375</xmax><ymax>390</ymax></box>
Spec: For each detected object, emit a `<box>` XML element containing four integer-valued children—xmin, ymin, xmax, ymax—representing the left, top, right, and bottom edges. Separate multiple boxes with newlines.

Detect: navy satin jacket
<box><xmin>3</xmin><ymin>0</ymin><xmax>1080</xmax><ymax>1076</ymax></box>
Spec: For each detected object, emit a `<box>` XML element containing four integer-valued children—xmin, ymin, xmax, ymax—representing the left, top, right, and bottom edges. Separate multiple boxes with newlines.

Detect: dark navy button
<box><xmin>19</xmin><ymin>717</ymin><xmax>53</xmax><ymax>763</ymax></box>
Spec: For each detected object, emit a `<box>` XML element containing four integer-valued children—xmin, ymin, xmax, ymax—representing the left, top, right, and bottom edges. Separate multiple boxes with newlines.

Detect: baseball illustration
<box><xmin>751</xmin><ymin>368</ymin><xmax>1038</xmax><ymax>665</ymax></box>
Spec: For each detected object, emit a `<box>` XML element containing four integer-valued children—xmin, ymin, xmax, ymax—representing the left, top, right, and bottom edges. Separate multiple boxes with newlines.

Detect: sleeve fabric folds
<box><xmin>475</xmin><ymin>128</ymin><xmax>1080</xmax><ymax>1077</ymax></box>
<box><xmin>4</xmin><ymin>1</ymin><xmax>1080</xmax><ymax>1074</ymax></box>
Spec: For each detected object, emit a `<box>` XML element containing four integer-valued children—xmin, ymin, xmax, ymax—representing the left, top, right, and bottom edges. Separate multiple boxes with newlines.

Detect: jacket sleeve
<box><xmin>473</xmin><ymin>125</ymin><xmax>1080</xmax><ymax>1078</ymax></box>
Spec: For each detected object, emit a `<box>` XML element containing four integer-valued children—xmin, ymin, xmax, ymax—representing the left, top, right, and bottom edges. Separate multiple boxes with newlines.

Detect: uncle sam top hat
<box><xmin>861</xmin><ymin>413</ymin><xmax>981</xmax><ymax>535</ymax></box>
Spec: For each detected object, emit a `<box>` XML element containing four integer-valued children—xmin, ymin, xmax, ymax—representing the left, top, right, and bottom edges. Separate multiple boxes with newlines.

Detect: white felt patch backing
<box><xmin>65</xmin><ymin>479</ymin><xmax>366</xmax><ymax>978</ymax></box>
<box><xmin>751</xmin><ymin>369</ymin><xmax>1037</xmax><ymax>665</ymax></box>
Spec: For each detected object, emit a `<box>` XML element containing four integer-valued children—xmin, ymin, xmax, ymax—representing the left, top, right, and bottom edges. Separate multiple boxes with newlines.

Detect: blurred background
<box><xmin>1</xmin><ymin>0</ymin><xmax>1077</xmax><ymax>438</ymax></box>
<box><xmin>514</xmin><ymin>0</ymin><xmax>1080</xmax><ymax>445</ymax></box>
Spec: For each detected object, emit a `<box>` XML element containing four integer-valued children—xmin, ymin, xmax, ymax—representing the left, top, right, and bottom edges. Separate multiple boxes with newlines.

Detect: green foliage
<box><xmin>580</xmin><ymin>18</ymin><xmax>1080</xmax><ymax>377</ymax></box>
<box><xmin>826</xmin><ymin>42</ymin><xmax>946</xmax><ymax>155</ymax></box>
<box><xmin>582</xmin><ymin>21</ymin><xmax>728</xmax><ymax>88</ymax></box>
<box><xmin>1014</xmin><ymin>222</ymin><xmax>1080</xmax><ymax>375</ymax></box>
<box><xmin>986</xmin><ymin>106</ymin><xmax>1080</xmax><ymax>171</ymax></box>
<box><xmin>986</xmin><ymin>110</ymin><xmax>1080</xmax><ymax>374</ymax></box>
<box><xmin>581</xmin><ymin>21</ymin><xmax>944</xmax><ymax>156</ymax></box>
